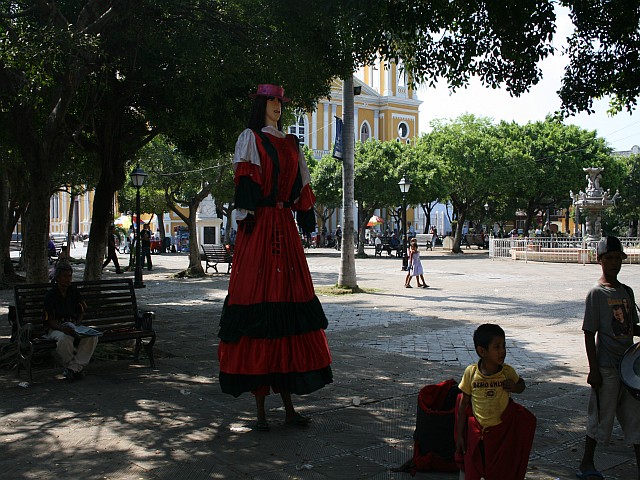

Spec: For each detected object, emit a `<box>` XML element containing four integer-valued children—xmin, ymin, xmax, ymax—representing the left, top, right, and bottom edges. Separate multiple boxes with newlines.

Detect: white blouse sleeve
<box><xmin>232</xmin><ymin>128</ymin><xmax>261</xmax><ymax>171</ymax></box>
<box><xmin>297</xmin><ymin>146</ymin><xmax>312</xmax><ymax>188</ymax></box>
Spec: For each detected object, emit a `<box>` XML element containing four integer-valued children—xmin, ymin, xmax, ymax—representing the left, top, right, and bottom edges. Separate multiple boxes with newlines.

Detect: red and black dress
<box><xmin>218</xmin><ymin>126</ymin><xmax>333</xmax><ymax>397</ymax></box>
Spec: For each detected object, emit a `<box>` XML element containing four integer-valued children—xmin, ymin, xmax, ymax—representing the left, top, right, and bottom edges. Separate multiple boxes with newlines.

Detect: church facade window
<box><xmin>397</xmin><ymin>121</ymin><xmax>409</xmax><ymax>140</ymax></box>
<box><xmin>360</xmin><ymin>121</ymin><xmax>371</xmax><ymax>142</ymax></box>
<box><xmin>288</xmin><ymin>113</ymin><xmax>307</xmax><ymax>145</ymax></box>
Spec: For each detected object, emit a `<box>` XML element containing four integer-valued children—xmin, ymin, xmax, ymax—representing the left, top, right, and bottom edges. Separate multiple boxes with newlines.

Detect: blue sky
<box><xmin>417</xmin><ymin>7</ymin><xmax>640</xmax><ymax>153</ymax></box>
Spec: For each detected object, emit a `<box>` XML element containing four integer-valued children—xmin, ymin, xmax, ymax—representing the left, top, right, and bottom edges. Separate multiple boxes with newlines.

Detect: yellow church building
<box><xmin>289</xmin><ymin>61</ymin><xmax>421</xmax><ymax>158</ymax></box>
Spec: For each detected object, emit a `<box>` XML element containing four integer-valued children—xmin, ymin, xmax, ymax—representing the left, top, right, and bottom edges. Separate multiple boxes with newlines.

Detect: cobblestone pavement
<box><xmin>1</xmin><ymin>246</ymin><xmax>639</xmax><ymax>479</ymax></box>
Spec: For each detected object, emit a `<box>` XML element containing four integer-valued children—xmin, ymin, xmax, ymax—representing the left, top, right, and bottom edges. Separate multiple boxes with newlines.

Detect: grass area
<box><xmin>315</xmin><ymin>284</ymin><xmax>378</xmax><ymax>295</ymax></box>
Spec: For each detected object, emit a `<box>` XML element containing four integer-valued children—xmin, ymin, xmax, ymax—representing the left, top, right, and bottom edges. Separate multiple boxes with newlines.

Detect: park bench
<box><xmin>201</xmin><ymin>244</ymin><xmax>233</xmax><ymax>273</ymax></box>
<box><xmin>414</xmin><ymin>233</ymin><xmax>433</xmax><ymax>251</ymax></box>
<box><xmin>10</xmin><ymin>279</ymin><xmax>156</xmax><ymax>381</ymax></box>
<box><xmin>375</xmin><ymin>237</ymin><xmax>403</xmax><ymax>257</ymax></box>
<box><xmin>464</xmin><ymin>234</ymin><xmax>488</xmax><ymax>249</ymax></box>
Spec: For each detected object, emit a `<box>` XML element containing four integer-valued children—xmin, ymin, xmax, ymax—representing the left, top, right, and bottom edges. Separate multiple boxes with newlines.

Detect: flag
<box><xmin>332</xmin><ymin>116</ymin><xmax>343</xmax><ymax>160</ymax></box>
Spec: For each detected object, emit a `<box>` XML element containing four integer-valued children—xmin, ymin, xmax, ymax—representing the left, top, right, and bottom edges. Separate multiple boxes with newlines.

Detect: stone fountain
<box><xmin>570</xmin><ymin>167</ymin><xmax>620</xmax><ymax>243</ymax></box>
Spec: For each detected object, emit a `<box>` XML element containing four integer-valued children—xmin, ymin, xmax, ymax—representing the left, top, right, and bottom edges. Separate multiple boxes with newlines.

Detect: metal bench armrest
<box><xmin>136</xmin><ymin>311</ymin><xmax>155</xmax><ymax>330</ymax></box>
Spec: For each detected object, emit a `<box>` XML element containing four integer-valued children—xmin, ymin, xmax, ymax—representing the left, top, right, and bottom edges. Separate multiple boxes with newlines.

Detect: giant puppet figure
<box><xmin>217</xmin><ymin>84</ymin><xmax>333</xmax><ymax>431</ymax></box>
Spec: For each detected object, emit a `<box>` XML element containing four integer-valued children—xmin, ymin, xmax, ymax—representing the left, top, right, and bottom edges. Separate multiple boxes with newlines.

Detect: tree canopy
<box><xmin>2</xmin><ymin>0</ymin><xmax>639</xmax><ymax>281</ymax></box>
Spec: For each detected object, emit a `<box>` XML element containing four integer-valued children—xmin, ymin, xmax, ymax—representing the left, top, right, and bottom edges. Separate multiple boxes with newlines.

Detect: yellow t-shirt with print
<box><xmin>458</xmin><ymin>362</ymin><xmax>520</xmax><ymax>429</ymax></box>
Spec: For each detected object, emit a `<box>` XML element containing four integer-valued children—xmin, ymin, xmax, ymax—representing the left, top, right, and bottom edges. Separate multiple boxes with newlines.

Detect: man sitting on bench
<box><xmin>43</xmin><ymin>262</ymin><xmax>98</xmax><ymax>382</ymax></box>
<box><xmin>375</xmin><ymin>234</ymin><xmax>392</xmax><ymax>256</ymax></box>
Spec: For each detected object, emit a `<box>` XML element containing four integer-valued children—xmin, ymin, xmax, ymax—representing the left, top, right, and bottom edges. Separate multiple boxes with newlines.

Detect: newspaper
<box><xmin>61</xmin><ymin>322</ymin><xmax>103</xmax><ymax>337</ymax></box>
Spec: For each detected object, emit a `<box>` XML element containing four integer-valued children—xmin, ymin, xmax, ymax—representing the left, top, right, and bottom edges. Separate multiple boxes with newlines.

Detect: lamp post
<box><xmin>130</xmin><ymin>165</ymin><xmax>148</xmax><ymax>289</ymax></box>
<box><xmin>484</xmin><ymin>202</ymin><xmax>489</xmax><ymax>233</ymax></box>
<box><xmin>398</xmin><ymin>175</ymin><xmax>411</xmax><ymax>270</ymax></box>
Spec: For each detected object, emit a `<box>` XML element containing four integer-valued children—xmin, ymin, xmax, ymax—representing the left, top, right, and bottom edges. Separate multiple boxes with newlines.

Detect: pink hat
<box><xmin>249</xmin><ymin>84</ymin><xmax>290</xmax><ymax>102</ymax></box>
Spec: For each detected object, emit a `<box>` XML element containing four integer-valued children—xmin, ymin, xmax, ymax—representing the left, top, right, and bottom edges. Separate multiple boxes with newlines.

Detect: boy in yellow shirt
<box><xmin>455</xmin><ymin>324</ymin><xmax>536</xmax><ymax>480</ymax></box>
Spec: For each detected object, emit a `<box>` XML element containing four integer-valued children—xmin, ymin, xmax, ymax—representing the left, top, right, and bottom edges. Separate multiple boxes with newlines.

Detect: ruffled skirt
<box><xmin>218</xmin><ymin>205</ymin><xmax>332</xmax><ymax>397</ymax></box>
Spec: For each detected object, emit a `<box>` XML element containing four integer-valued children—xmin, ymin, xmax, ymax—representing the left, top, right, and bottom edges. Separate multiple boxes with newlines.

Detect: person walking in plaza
<box><xmin>140</xmin><ymin>223</ymin><xmax>152</xmax><ymax>270</ymax></box>
<box><xmin>102</xmin><ymin>225</ymin><xmax>123</xmax><ymax>274</ymax></box>
<box><xmin>455</xmin><ymin>323</ymin><xmax>536</xmax><ymax>480</ymax></box>
<box><xmin>43</xmin><ymin>262</ymin><xmax>98</xmax><ymax>382</ymax></box>
<box><xmin>335</xmin><ymin>225</ymin><xmax>342</xmax><ymax>250</ymax></box>
<box><xmin>217</xmin><ymin>84</ymin><xmax>333</xmax><ymax>432</ymax></box>
<box><xmin>405</xmin><ymin>238</ymin><xmax>428</xmax><ymax>288</ymax></box>
<box><xmin>576</xmin><ymin>236</ymin><xmax>640</xmax><ymax>480</ymax></box>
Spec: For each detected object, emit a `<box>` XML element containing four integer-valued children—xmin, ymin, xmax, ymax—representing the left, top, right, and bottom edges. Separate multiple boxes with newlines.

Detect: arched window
<box><xmin>288</xmin><ymin>113</ymin><xmax>307</xmax><ymax>145</ymax></box>
<box><xmin>360</xmin><ymin>122</ymin><xmax>371</xmax><ymax>142</ymax></box>
<box><xmin>397</xmin><ymin>121</ymin><xmax>409</xmax><ymax>140</ymax></box>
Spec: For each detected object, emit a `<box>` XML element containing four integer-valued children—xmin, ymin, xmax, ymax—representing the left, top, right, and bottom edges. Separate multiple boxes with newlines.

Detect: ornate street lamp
<box><xmin>398</xmin><ymin>175</ymin><xmax>411</xmax><ymax>270</ymax></box>
<box><xmin>130</xmin><ymin>165</ymin><xmax>148</xmax><ymax>288</ymax></box>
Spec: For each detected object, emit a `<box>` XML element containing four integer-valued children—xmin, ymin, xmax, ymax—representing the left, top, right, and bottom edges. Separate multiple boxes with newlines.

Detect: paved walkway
<box><xmin>1</xmin><ymin>246</ymin><xmax>638</xmax><ymax>479</ymax></box>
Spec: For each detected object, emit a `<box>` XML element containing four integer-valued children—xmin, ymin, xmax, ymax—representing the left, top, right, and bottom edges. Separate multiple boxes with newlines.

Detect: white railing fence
<box><xmin>489</xmin><ymin>237</ymin><xmax>640</xmax><ymax>264</ymax></box>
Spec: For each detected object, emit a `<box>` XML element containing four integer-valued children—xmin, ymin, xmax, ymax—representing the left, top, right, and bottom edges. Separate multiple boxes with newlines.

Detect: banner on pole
<box><xmin>332</xmin><ymin>116</ymin><xmax>343</xmax><ymax>160</ymax></box>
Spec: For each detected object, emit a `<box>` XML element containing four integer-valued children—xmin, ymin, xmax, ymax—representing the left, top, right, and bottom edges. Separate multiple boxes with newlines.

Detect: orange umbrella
<box><xmin>367</xmin><ymin>215</ymin><xmax>384</xmax><ymax>227</ymax></box>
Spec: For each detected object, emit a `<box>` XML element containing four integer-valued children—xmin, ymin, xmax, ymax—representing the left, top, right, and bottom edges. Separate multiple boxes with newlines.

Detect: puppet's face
<box><xmin>264</xmin><ymin>97</ymin><xmax>282</xmax><ymax>127</ymax></box>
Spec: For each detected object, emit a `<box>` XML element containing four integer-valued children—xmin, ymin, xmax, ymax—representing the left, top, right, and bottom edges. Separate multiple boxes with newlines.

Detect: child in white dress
<box><xmin>405</xmin><ymin>239</ymin><xmax>428</xmax><ymax>288</ymax></box>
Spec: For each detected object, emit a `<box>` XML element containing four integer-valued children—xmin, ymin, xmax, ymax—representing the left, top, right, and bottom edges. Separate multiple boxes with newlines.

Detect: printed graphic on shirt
<box><xmin>472</xmin><ymin>379</ymin><xmax>506</xmax><ymax>398</ymax></box>
<box><xmin>608</xmin><ymin>298</ymin><xmax>632</xmax><ymax>337</ymax></box>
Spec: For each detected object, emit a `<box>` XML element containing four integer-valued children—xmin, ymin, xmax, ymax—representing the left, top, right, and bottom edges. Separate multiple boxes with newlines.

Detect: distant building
<box><xmin>614</xmin><ymin>145</ymin><xmax>640</xmax><ymax>157</ymax></box>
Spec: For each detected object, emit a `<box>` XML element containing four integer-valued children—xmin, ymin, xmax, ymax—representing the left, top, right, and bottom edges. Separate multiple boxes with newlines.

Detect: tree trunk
<box><xmin>156</xmin><ymin>212</ymin><xmax>165</xmax><ymax>243</ymax></box>
<box><xmin>338</xmin><ymin>75</ymin><xmax>358</xmax><ymax>287</ymax></box>
<box><xmin>14</xmin><ymin>109</ymin><xmax>65</xmax><ymax>282</ymax></box>
<box><xmin>22</xmin><ymin>185</ymin><xmax>51</xmax><ymax>283</ymax></box>
<box><xmin>0</xmin><ymin>171</ymin><xmax>12</xmax><ymax>283</ymax></box>
<box><xmin>452</xmin><ymin>212</ymin><xmax>465</xmax><ymax>253</ymax></box>
<box><xmin>421</xmin><ymin>203</ymin><xmax>433</xmax><ymax>233</ymax></box>
<box><xmin>84</xmin><ymin>179</ymin><xmax>114</xmax><ymax>280</ymax></box>
<box><xmin>357</xmin><ymin>207</ymin><xmax>374</xmax><ymax>256</ymax></box>
<box><xmin>186</xmin><ymin>208</ymin><xmax>204</xmax><ymax>275</ymax></box>
<box><xmin>67</xmin><ymin>193</ymin><xmax>76</xmax><ymax>253</ymax></box>
<box><xmin>165</xmin><ymin>185</ymin><xmax>210</xmax><ymax>276</ymax></box>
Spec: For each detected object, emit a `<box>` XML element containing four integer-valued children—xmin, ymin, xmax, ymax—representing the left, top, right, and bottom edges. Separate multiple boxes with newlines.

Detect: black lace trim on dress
<box><xmin>219</xmin><ymin>366</ymin><xmax>334</xmax><ymax>397</ymax></box>
<box><xmin>218</xmin><ymin>295</ymin><xmax>328</xmax><ymax>342</ymax></box>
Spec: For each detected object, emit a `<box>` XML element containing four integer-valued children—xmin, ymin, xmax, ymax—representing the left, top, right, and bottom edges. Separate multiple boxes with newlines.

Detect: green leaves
<box><xmin>560</xmin><ymin>0</ymin><xmax>640</xmax><ymax>115</ymax></box>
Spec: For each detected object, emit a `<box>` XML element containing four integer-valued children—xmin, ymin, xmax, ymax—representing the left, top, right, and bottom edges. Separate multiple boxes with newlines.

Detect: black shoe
<box><xmin>115</xmin><ymin>270</ymin><xmax>124</xmax><ymax>274</ymax></box>
<box><xmin>63</xmin><ymin>368</ymin><xmax>75</xmax><ymax>382</ymax></box>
